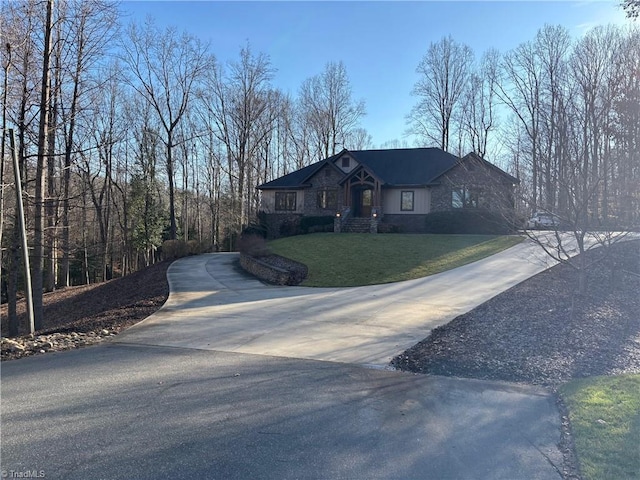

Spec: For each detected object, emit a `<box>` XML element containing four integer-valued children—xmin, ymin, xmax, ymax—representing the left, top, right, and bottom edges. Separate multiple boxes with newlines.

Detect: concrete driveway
<box><xmin>116</xmin><ymin>238</ymin><xmax>557</xmax><ymax>367</ymax></box>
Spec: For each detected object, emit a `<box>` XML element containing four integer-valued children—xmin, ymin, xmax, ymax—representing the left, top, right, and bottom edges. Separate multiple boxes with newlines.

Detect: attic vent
<box><xmin>342</xmin><ymin>157</ymin><xmax>350</xmax><ymax>168</ymax></box>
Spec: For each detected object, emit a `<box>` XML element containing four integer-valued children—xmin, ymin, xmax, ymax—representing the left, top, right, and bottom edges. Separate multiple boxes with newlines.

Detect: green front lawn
<box><xmin>269</xmin><ymin>233</ymin><xmax>522</xmax><ymax>287</ymax></box>
<box><xmin>560</xmin><ymin>374</ymin><xmax>640</xmax><ymax>480</ymax></box>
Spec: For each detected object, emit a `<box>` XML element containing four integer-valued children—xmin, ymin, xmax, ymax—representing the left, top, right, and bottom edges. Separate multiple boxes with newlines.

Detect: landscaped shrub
<box><xmin>238</xmin><ymin>234</ymin><xmax>271</xmax><ymax>257</ymax></box>
<box><xmin>424</xmin><ymin>210</ymin><xmax>517</xmax><ymax>235</ymax></box>
<box><xmin>279</xmin><ymin>217</ymin><xmax>301</xmax><ymax>237</ymax></box>
<box><xmin>378</xmin><ymin>223</ymin><xmax>402</xmax><ymax>234</ymax></box>
<box><xmin>242</xmin><ymin>222</ymin><xmax>267</xmax><ymax>238</ymax></box>
<box><xmin>187</xmin><ymin>240</ymin><xmax>201</xmax><ymax>255</ymax></box>
<box><xmin>161</xmin><ymin>239</ymin><xmax>209</xmax><ymax>258</ymax></box>
<box><xmin>162</xmin><ymin>239</ymin><xmax>189</xmax><ymax>259</ymax></box>
<box><xmin>299</xmin><ymin>216</ymin><xmax>334</xmax><ymax>234</ymax></box>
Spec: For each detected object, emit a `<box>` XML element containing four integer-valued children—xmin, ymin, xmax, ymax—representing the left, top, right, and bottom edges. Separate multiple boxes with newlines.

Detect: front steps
<box><xmin>341</xmin><ymin>217</ymin><xmax>374</xmax><ymax>233</ymax></box>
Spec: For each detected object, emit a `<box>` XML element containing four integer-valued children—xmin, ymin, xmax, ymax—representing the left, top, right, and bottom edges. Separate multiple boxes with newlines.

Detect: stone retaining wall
<box><xmin>239</xmin><ymin>254</ymin><xmax>308</xmax><ymax>286</ymax></box>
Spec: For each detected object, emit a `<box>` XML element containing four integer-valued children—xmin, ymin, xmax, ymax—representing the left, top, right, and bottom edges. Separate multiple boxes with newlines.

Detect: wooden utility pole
<box><xmin>8</xmin><ymin>129</ymin><xmax>35</xmax><ymax>336</ymax></box>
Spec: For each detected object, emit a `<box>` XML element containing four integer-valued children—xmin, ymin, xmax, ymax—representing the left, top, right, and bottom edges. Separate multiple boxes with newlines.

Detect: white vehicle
<box><xmin>526</xmin><ymin>211</ymin><xmax>559</xmax><ymax>229</ymax></box>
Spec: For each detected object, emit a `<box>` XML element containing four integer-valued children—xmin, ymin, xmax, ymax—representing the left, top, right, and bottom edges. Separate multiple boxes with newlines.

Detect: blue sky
<box><xmin>121</xmin><ymin>1</ymin><xmax>633</xmax><ymax>147</ymax></box>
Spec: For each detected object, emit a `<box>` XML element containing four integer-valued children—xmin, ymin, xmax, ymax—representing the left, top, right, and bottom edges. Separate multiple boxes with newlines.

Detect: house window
<box><xmin>317</xmin><ymin>188</ymin><xmax>337</xmax><ymax>210</ymax></box>
<box><xmin>275</xmin><ymin>191</ymin><xmax>297</xmax><ymax>211</ymax></box>
<box><xmin>342</xmin><ymin>157</ymin><xmax>350</xmax><ymax>168</ymax></box>
<box><xmin>401</xmin><ymin>191</ymin><xmax>414</xmax><ymax>211</ymax></box>
<box><xmin>452</xmin><ymin>189</ymin><xmax>464</xmax><ymax>209</ymax></box>
<box><xmin>452</xmin><ymin>186</ymin><xmax>483</xmax><ymax>208</ymax></box>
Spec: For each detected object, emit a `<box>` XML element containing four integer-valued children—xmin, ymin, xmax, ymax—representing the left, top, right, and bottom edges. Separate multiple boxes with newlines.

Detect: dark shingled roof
<box><xmin>348</xmin><ymin>148</ymin><xmax>460</xmax><ymax>186</ymax></box>
<box><xmin>258</xmin><ymin>148</ymin><xmax>516</xmax><ymax>189</ymax></box>
<box><xmin>258</xmin><ymin>160</ymin><xmax>326</xmax><ymax>189</ymax></box>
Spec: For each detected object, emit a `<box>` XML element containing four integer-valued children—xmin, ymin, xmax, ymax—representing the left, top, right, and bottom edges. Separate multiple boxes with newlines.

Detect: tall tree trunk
<box><xmin>81</xmin><ymin>187</ymin><xmax>90</xmax><ymax>285</ymax></box>
<box><xmin>166</xmin><ymin>133</ymin><xmax>177</xmax><ymax>240</ymax></box>
<box><xmin>0</xmin><ymin>43</ymin><xmax>10</xmax><ymax>293</ymax></box>
<box><xmin>44</xmin><ymin>68</ymin><xmax>58</xmax><ymax>292</ymax></box>
<box><xmin>59</xmin><ymin>56</ymin><xmax>83</xmax><ymax>286</ymax></box>
<box><xmin>33</xmin><ymin>0</ymin><xmax>54</xmax><ymax>330</ymax></box>
<box><xmin>59</xmin><ymin>158</ymin><xmax>71</xmax><ymax>286</ymax></box>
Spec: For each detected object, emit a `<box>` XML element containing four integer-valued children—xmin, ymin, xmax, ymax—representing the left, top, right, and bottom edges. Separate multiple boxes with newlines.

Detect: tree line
<box><xmin>409</xmin><ymin>25</ymin><xmax>639</xmax><ymax>230</ymax></box>
<box><xmin>1</xmin><ymin>0</ymin><xmax>638</xmax><ymax>332</ymax></box>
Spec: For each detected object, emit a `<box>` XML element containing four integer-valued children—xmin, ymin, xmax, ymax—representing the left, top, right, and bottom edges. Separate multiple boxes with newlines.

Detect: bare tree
<box><xmin>612</xmin><ymin>27</ymin><xmax>640</xmax><ymax>227</ymax></box>
<box><xmin>287</xmin><ymin>95</ymin><xmax>315</xmax><ymax>170</ymax></box>
<box><xmin>55</xmin><ymin>0</ymin><xmax>119</xmax><ymax>286</ymax></box>
<box><xmin>495</xmin><ymin>37</ymin><xmax>545</xmax><ymax>211</ymax></box>
<box><xmin>80</xmin><ymin>84</ymin><xmax>116</xmax><ymax>282</ymax></box>
<box><xmin>407</xmin><ymin>35</ymin><xmax>474</xmax><ymax>152</ymax></box>
<box><xmin>521</xmin><ymin>25</ymin><xmax>638</xmax><ymax>295</ymax></box>
<box><xmin>535</xmin><ymin>25</ymin><xmax>572</xmax><ymax>213</ymax></box>
<box><xmin>120</xmin><ymin>19</ymin><xmax>212</xmax><ymax>240</ymax></box>
<box><xmin>126</xmin><ymin>95</ymin><xmax>166</xmax><ymax>267</ymax></box>
<box><xmin>461</xmin><ymin>49</ymin><xmax>500</xmax><ymax>158</ymax></box>
<box><xmin>1</xmin><ymin>0</ymin><xmax>41</xmax><ymax>332</ymax></box>
<box><xmin>621</xmin><ymin>0</ymin><xmax>639</xmax><ymax>18</ymax></box>
<box><xmin>343</xmin><ymin>127</ymin><xmax>373</xmax><ymax>150</ymax></box>
<box><xmin>298</xmin><ymin>61</ymin><xmax>365</xmax><ymax>159</ymax></box>
<box><xmin>1</xmin><ymin>43</ymin><xmax>11</xmax><ymax>291</ymax></box>
<box><xmin>203</xmin><ymin>45</ymin><xmax>275</xmax><ymax>233</ymax></box>
<box><xmin>379</xmin><ymin>138</ymin><xmax>411</xmax><ymax>149</ymax></box>
<box><xmin>32</xmin><ymin>0</ymin><xmax>54</xmax><ymax>329</ymax></box>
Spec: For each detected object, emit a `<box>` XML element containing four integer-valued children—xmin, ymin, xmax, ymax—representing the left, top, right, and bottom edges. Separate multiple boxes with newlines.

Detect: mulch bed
<box><xmin>1</xmin><ymin>260</ymin><xmax>170</xmax><ymax>360</ymax></box>
<box><xmin>392</xmin><ymin>240</ymin><xmax>640</xmax><ymax>388</ymax></box>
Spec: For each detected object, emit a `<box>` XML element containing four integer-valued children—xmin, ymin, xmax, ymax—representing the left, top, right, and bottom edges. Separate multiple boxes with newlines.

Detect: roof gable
<box><xmin>349</xmin><ymin>148</ymin><xmax>460</xmax><ymax>186</ymax></box>
<box><xmin>456</xmin><ymin>152</ymin><xmax>520</xmax><ymax>184</ymax></box>
<box><xmin>338</xmin><ymin>162</ymin><xmax>386</xmax><ymax>187</ymax></box>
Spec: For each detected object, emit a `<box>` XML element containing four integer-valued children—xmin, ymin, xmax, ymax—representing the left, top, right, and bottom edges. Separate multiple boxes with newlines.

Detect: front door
<box><xmin>353</xmin><ymin>187</ymin><xmax>373</xmax><ymax>217</ymax></box>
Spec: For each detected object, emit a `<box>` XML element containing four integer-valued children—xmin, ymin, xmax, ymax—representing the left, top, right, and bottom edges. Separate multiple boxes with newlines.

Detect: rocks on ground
<box><xmin>1</xmin><ymin>329</ymin><xmax>120</xmax><ymax>360</ymax></box>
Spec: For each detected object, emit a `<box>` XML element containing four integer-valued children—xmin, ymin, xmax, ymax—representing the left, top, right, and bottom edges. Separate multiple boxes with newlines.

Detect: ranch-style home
<box><xmin>258</xmin><ymin>148</ymin><xmax>519</xmax><ymax>236</ymax></box>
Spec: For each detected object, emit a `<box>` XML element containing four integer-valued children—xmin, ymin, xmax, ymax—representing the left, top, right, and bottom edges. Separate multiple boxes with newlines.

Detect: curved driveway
<box><xmin>116</xmin><ymin>238</ymin><xmax>557</xmax><ymax>367</ymax></box>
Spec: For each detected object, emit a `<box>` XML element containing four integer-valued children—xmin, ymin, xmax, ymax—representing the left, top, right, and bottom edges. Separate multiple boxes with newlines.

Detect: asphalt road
<box><xmin>1</xmin><ymin>344</ymin><xmax>563</xmax><ymax>479</ymax></box>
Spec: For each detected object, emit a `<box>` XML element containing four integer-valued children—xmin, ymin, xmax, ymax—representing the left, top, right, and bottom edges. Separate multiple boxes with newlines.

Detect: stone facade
<box><xmin>302</xmin><ymin>164</ymin><xmax>345</xmax><ymax>217</ymax></box>
<box><xmin>430</xmin><ymin>160</ymin><xmax>515</xmax><ymax>213</ymax></box>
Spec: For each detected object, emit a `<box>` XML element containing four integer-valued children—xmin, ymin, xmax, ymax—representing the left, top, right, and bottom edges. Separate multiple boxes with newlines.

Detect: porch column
<box><xmin>374</xmin><ymin>180</ymin><xmax>382</xmax><ymax>213</ymax></box>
